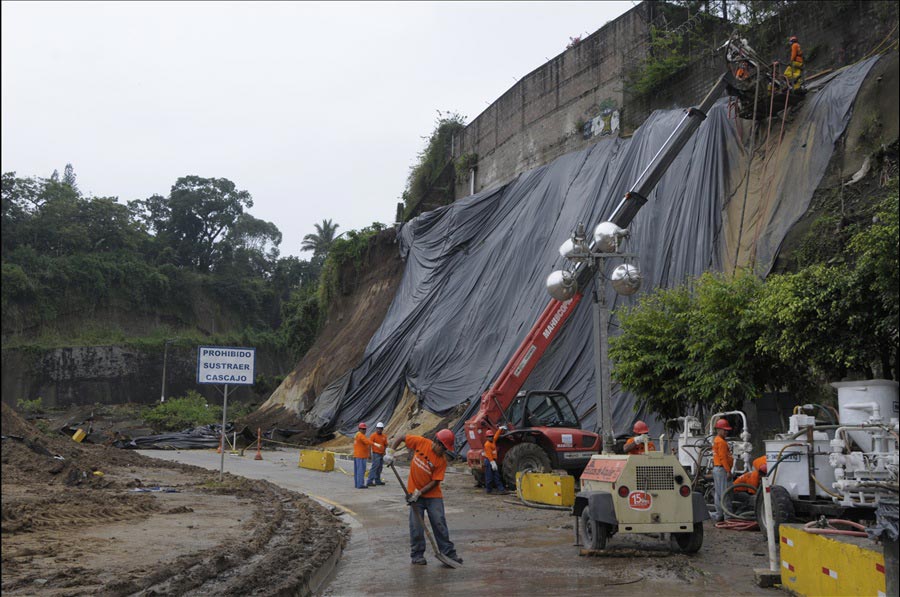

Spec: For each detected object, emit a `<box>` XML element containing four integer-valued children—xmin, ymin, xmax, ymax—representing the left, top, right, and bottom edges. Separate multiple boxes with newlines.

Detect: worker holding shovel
<box><xmin>385</xmin><ymin>429</ymin><xmax>463</xmax><ymax>567</ymax></box>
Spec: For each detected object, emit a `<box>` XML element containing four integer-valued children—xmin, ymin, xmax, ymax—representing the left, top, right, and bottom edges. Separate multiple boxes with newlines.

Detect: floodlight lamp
<box><xmin>594</xmin><ymin>222</ymin><xmax>627</xmax><ymax>253</ymax></box>
<box><xmin>546</xmin><ymin>270</ymin><xmax>576</xmax><ymax>301</ymax></box>
<box><xmin>610</xmin><ymin>264</ymin><xmax>642</xmax><ymax>296</ymax></box>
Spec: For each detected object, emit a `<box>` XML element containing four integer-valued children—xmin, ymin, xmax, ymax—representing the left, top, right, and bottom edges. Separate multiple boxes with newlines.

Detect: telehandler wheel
<box><xmin>671</xmin><ymin>522</ymin><xmax>704</xmax><ymax>554</ymax></box>
<box><xmin>581</xmin><ymin>509</ymin><xmax>609</xmax><ymax>550</ymax></box>
<box><xmin>502</xmin><ymin>442</ymin><xmax>552</xmax><ymax>488</ymax></box>
<box><xmin>471</xmin><ymin>468</ymin><xmax>485</xmax><ymax>488</ymax></box>
<box><xmin>755</xmin><ymin>484</ymin><xmax>795</xmax><ymax>541</ymax></box>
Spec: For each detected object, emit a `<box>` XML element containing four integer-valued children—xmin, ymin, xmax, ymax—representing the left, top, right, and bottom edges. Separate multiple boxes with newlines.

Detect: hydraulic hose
<box><xmin>720</xmin><ymin>483</ymin><xmax>759</xmax><ymax>521</ymax></box>
<box><xmin>811</xmin><ymin>472</ymin><xmax>844</xmax><ymax>500</ymax></box>
<box><xmin>770</xmin><ymin>443</ymin><xmax>806</xmax><ymax>484</ymax></box>
<box><xmin>803</xmin><ymin>518</ymin><xmax>867</xmax><ymax>537</ymax></box>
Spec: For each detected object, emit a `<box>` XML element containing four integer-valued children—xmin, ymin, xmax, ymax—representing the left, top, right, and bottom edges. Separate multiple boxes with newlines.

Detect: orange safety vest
<box><xmin>353</xmin><ymin>431</ymin><xmax>372</xmax><ymax>458</ymax></box>
<box><xmin>624</xmin><ymin>436</ymin><xmax>656</xmax><ymax>455</ymax></box>
<box><xmin>790</xmin><ymin>42</ymin><xmax>803</xmax><ymax>66</ymax></box>
<box><xmin>370</xmin><ymin>431</ymin><xmax>387</xmax><ymax>455</ymax></box>
<box><xmin>483</xmin><ymin>432</ymin><xmax>501</xmax><ymax>462</ymax></box>
<box><xmin>404</xmin><ymin>435</ymin><xmax>447</xmax><ymax>499</ymax></box>
<box><xmin>712</xmin><ymin>435</ymin><xmax>734</xmax><ymax>470</ymax></box>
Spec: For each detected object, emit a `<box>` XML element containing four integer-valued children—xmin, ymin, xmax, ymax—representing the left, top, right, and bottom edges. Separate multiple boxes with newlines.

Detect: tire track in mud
<box><xmin>100</xmin><ymin>478</ymin><xmax>346</xmax><ymax>597</ymax></box>
<box><xmin>1</xmin><ymin>493</ymin><xmax>159</xmax><ymax>535</ymax></box>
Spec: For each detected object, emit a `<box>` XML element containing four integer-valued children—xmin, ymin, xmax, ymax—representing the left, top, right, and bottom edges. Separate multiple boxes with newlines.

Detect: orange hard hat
<box><xmin>435</xmin><ymin>429</ymin><xmax>455</xmax><ymax>451</ymax></box>
<box><xmin>633</xmin><ymin>420</ymin><xmax>650</xmax><ymax>434</ymax></box>
<box><xmin>358</xmin><ymin>422</ymin><xmax>367</xmax><ymax>430</ymax></box>
<box><xmin>714</xmin><ymin>419</ymin><xmax>732</xmax><ymax>431</ymax></box>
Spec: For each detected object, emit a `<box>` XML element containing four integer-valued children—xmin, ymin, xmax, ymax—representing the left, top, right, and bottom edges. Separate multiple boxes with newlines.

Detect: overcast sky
<box><xmin>2</xmin><ymin>1</ymin><xmax>634</xmax><ymax>257</ymax></box>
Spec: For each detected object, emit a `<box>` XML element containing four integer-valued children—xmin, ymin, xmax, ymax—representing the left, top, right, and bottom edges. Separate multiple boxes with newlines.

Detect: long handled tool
<box><xmin>389</xmin><ymin>463</ymin><xmax>462</xmax><ymax>568</ymax></box>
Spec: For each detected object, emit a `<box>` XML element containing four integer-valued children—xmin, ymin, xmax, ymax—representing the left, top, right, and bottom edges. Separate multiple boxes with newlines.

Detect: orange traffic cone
<box><xmin>254</xmin><ymin>427</ymin><xmax>263</xmax><ymax>460</ymax></box>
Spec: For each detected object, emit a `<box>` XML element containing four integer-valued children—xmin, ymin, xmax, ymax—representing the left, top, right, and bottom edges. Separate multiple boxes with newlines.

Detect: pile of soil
<box><xmin>2</xmin><ymin>402</ymin><xmax>348</xmax><ymax>595</ymax></box>
<box><xmin>238</xmin><ymin>405</ymin><xmax>324</xmax><ymax>446</ymax></box>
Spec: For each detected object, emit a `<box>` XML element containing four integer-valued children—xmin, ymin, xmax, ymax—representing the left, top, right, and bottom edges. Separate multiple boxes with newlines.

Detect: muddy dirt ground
<box><xmin>1</xmin><ymin>402</ymin><xmax>347</xmax><ymax>596</ymax></box>
<box><xmin>3</xmin><ymin>402</ymin><xmax>782</xmax><ymax>596</ymax></box>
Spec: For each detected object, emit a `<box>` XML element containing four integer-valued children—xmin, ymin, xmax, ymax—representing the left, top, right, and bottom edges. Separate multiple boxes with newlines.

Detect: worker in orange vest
<box><xmin>733</xmin><ymin>455</ymin><xmax>767</xmax><ymax>495</ymax></box>
<box><xmin>731</xmin><ymin>455</ymin><xmax>767</xmax><ymax>515</ymax></box>
<box><xmin>483</xmin><ymin>426</ymin><xmax>508</xmax><ymax>494</ymax></box>
<box><xmin>624</xmin><ymin>420</ymin><xmax>656</xmax><ymax>455</ymax></box>
<box><xmin>353</xmin><ymin>422</ymin><xmax>373</xmax><ymax>489</ymax></box>
<box><xmin>385</xmin><ymin>429</ymin><xmax>463</xmax><ymax>566</ymax></box>
<box><xmin>784</xmin><ymin>35</ymin><xmax>804</xmax><ymax>91</ymax></box>
<box><xmin>367</xmin><ymin>422</ymin><xmax>388</xmax><ymax>486</ymax></box>
<box><xmin>712</xmin><ymin>418</ymin><xmax>734</xmax><ymax>522</ymax></box>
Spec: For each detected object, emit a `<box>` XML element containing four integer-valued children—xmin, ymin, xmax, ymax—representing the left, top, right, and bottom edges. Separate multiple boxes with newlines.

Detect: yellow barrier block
<box><xmin>298</xmin><ymin>450</ymin><xmax>335</xmax><ymax>472</ymax></box>
<box><xmin>516</xmin><ymin>472</ymin><xmax>575</xmax><ymax>507</ymax></box>
<box><xmin>780</xmin><ymin>524</ymin><xmax>886</xmax><ymax>597</ymax></box>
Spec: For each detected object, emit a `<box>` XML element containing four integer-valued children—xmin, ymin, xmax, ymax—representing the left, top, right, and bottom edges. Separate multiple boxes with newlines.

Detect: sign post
<box><xmin>197</xmin><ymin>346</ymin><xmax>256</xmax><ymax>480</ymax></box>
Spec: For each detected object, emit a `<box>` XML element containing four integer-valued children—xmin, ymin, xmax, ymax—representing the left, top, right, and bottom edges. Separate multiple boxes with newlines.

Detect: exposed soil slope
<box><xmin>257</xmin><ymin>228</ymin><xmax>404</xmax><ymax>425</ymax></box>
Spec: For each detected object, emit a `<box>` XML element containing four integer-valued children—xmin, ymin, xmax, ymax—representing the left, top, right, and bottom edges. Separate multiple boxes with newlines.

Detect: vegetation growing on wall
<box><xmin>401</xmin><ymin>111</ymin><xmax>466</xmax><ymax>220</ymax></box>
<box><xmin>454</xmin><ymin>153</ymin><xmax>479</xmax><ymax>181</ymax></box>
<box><xmin>611</xmin><ymin>176</ymin><xmax>899</xmax><ymax>420</ymax></box>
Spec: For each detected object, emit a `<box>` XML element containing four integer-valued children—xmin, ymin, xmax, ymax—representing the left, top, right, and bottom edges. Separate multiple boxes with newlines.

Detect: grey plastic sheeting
<box><xmin>304</xmin><ymin>57</ymin><xmax>879</xmax><ymax>443</ymax></box>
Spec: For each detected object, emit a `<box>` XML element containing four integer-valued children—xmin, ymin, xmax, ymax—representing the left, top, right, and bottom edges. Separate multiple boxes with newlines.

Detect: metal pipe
<box><xmin>707</xmin><ymin>410</ymin><xmax>749</xmax><ymax>435</ymax></box>
<box><xmin>761</xmin><ymin>476</ymin><xmax>778</xmax><ymax>572</ymax></box>
<box><xmin>219</xmin><ymin>384</ymin><xmax>229</xmax><ymax>481</ymax></box>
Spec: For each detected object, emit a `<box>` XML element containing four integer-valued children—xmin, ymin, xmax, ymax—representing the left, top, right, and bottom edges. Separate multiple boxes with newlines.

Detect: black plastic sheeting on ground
<box><xmin>304</xmin><ymin>58</ymin><xmax>879</xmax><ymax>445</ymax></box>
<box><xmin>114</xmin><ymin>424</ymin><xmax>252</xmax><ymax>450</ymax></box>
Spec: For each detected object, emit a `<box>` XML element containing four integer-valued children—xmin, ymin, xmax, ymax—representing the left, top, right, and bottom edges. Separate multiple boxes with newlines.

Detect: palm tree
<box><xmin>301</xmin><ymin>219</ymin><xmax>339</xmax><ymax>258</ymax></box>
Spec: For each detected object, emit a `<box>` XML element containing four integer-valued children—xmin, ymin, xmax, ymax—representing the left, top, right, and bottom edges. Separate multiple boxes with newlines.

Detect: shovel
<box><xmin>389</xmin><ymin>463</ymin><xmax>462</xmax><ymax>569</ymax></box>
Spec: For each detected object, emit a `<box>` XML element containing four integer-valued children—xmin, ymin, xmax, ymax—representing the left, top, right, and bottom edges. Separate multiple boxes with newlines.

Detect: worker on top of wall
<box><xmin>483</xmin><ymin>426</ymin><xmax>508</xmax><ymax>494</ymax></box>
<box><xmin>353</xmin><ymin>423</ymin><xmax>373</xmax><ymax>489</ymax></box>
<box><xmin>624</xmin><ymin>420</ymin><xmax>656</xmax><ymax>455</ymax></box>
<box><xmin>712</xmin><ymin>418</ymin><xmax>734</xmax><ymax>522</ymax></box>
<box><xmin>784</xmin><ymin>35</ymin><xmax>804</xmax><ymax>91</ymax></box>
<box><xmin>367</xmin><ymin>422</ymin><xmax>388</xmax><ymax>486</ymax></box>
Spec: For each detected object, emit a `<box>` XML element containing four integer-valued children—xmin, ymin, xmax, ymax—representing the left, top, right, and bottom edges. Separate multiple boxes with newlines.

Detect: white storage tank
<box><xmin>831</xmin><ymin>379</ymin><xmax>899</xmax><ymax>451</ymax></box>
<box><xmin>765</xmin><ymin>435</ymin><xmax>836</xmax><ymax>499</ymax></box>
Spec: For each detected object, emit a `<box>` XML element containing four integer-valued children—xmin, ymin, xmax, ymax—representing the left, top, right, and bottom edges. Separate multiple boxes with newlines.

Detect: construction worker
<box><xmin>353</xmin><ymin>423</ymin><xmax>373</xmax><ymax>489</ymax></box>
<box><xmin>384</xmin><ymin>429</ymin><xmax>463</xmax><ymax>566</ymax></box>
<box><xmin>735</xmin><ymin>60</ymin><xmax>751</xmax><ymax>81</ymax></box>
<box><xmin>733</xmin><ymin>455</ymin><xmax>767</xmax><ymax>495</ymax></box>
<box><xmin>367</xmin><ymin>422</ymin><xmax>388</xmax><ymax>486</ymax></box>
<box><xmin>624</xmin><ymin>420</ymin><xmax>656</xmax><ymax>454</ymax></box>
<box><xmin>784</xmin><ymin>35</ymin><xmax>803</xmax><ymax>91</ymax></box>
<box><xmin>732</xmin><ymin>455</ymin><xmax>767</xmax><ymax>514</ymax></box>
<box><xmin>483</xmin><ymin>426</ymin><xmax>508</xmax><ymax>494</ymax></box>
<box><xmin>712</xmin><ymin>418</ymin><xmax>734</xmax><ymax>522</ymax></box>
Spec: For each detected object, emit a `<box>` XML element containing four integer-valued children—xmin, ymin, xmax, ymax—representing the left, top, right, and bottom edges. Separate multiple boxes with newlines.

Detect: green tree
<box><xmin>131</xmin><ymin>176</ymin><xmax>253</xmax><ymax>271</ymax></box>
<box><xmin>301</xmin><ymin>218</ymin><xmax>339</xmax><ymax>269</ymax></box>
<box><xmin>609</xmin><ymin>285</ymin><xmax>694</xmax><ymax>420</ymax></box>
<box><xmin>62</xmin><ymin>163</ymin><xmax>79</xmax><ymax>194</ymax></box>
<box><xmin>756</xmin><ymin>186</ymin><xmax>899</xmax><ymax>380</ymax></box>
<box><xmin>611</xmin><ymin>270</ymin><xmax>807</xmax><ymax>419</ymax></box>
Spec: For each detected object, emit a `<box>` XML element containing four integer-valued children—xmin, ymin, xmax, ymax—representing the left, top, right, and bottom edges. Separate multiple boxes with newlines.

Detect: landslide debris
<box><xmin>1</xmin><ymin>402</ymin><xmax>347</xmax><ymax>596</ymax></box>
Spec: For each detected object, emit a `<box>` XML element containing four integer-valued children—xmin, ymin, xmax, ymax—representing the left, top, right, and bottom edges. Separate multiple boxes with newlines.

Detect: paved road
<box><xmin>140</xmin><ymin>449</ymin><xmax>776</xmax><ymax>596</ymax></box>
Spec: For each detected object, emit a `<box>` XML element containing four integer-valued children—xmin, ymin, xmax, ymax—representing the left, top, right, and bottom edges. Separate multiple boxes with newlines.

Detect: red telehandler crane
<box><xmin>465</xmin><ymin>74</ymin><xmax>729</xmax><ymax>488</ymax></box>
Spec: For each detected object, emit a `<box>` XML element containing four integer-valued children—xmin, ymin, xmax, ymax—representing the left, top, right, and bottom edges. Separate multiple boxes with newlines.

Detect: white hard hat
<box><xmin>375</xmin><ymin>422</ymin><xmax>385</xmax><ymax>428</ymax></box>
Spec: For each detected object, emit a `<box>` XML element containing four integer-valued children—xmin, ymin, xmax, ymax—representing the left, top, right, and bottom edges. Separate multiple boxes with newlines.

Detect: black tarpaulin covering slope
<box><xmin>305</xmin><ymin>58</ymin><xmax>878</xmax><ymax>442</ymax></box>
